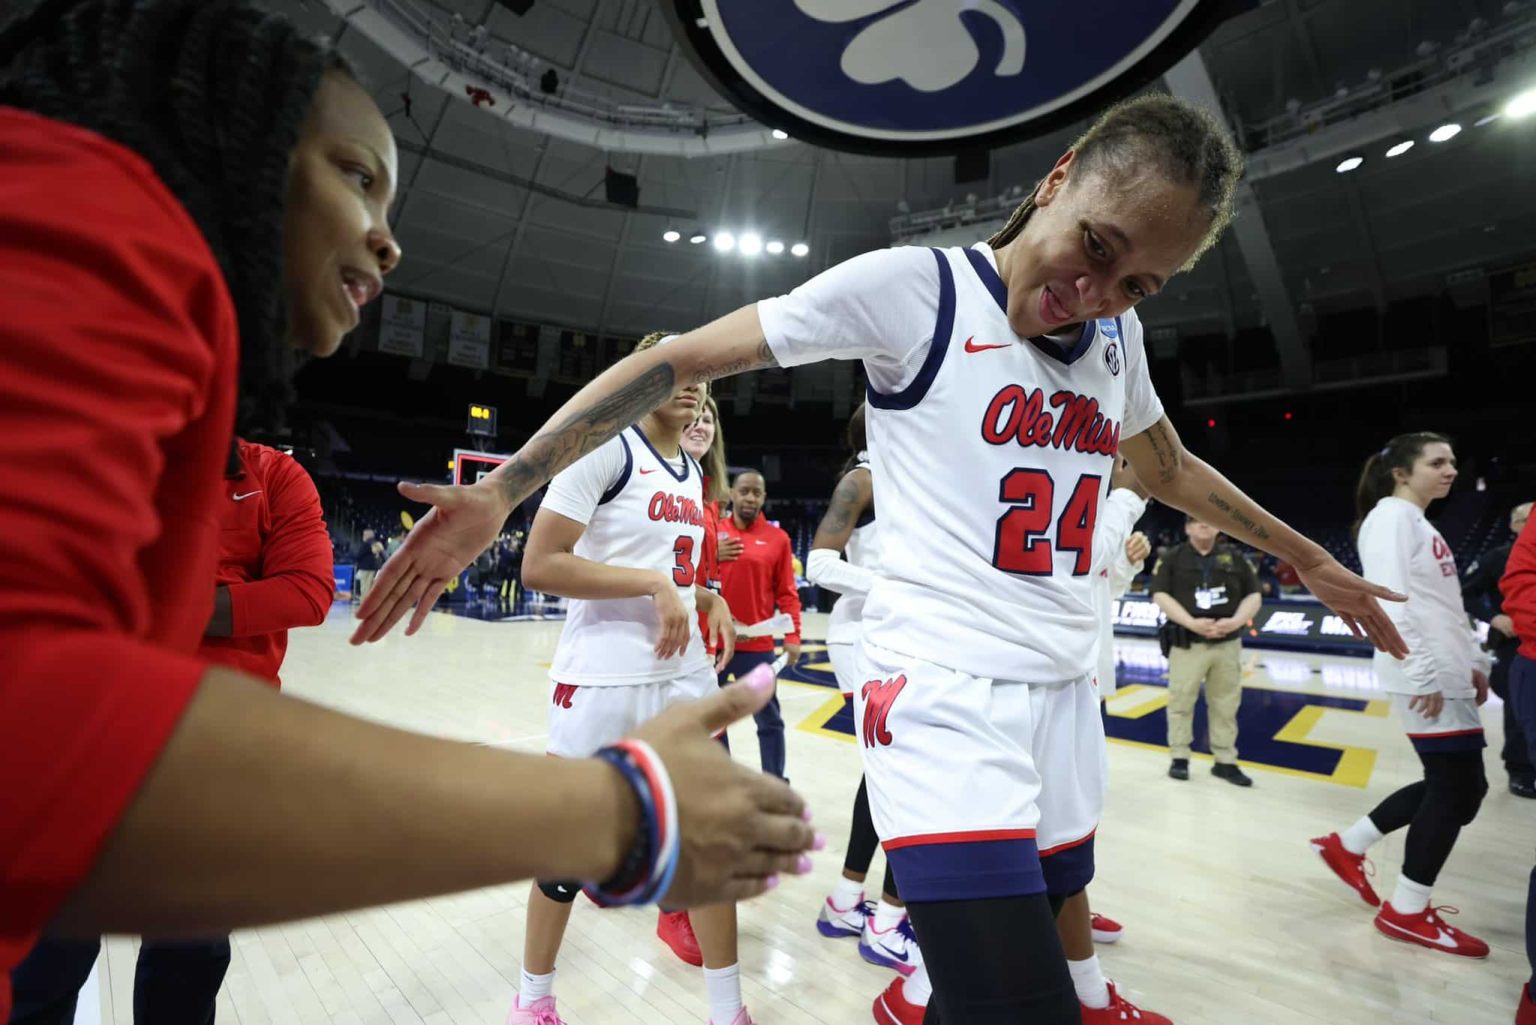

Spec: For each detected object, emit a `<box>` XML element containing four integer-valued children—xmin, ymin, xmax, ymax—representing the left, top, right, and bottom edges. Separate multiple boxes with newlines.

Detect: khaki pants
<box><xmin>1166</xmin><ymin>638</ymin><xmax>1242</xmax><ymax>763</ymax></box>
<box><xmin>355</xmin><ymin>569</ymin><xmax>377</xmax><ymax>601</ymax></box>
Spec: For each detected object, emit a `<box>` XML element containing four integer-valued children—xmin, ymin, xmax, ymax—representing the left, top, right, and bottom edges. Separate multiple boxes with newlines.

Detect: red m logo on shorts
<box><xmin>860</xmin><ymin>674</ymin><xmax>908</xmax><ymax>749</ymax></box>
<box><xmin>552</xmin><ymin>683</ymin><xmax>578</xmax><ymax>709</ymax></box>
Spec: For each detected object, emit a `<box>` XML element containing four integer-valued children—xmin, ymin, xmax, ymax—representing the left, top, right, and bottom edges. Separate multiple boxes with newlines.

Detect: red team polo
<box><xmin>0</xmin><ymin>109</ymin><xmax>240</xmax><ymax>1017</ymax></box>
<box><xmin>717</xmin><ymin>514</ymin><xmax>802</xmax><ymax>654</ymax></box>
<box><xmin>1502</xmin><ymin>515</ymin><xmax>1536</xmax><ymax>660</ymax></box>
<box><xmin>204</xmin><ymin>440</ymin><xmax>335</xmax><ymax>686</ymax></box>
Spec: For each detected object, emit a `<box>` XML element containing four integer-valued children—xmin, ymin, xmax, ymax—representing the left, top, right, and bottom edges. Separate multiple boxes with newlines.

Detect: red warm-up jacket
<box><xmin>717</xmin><ymin>514</ymin><xmax>802</xmax><ymax>654</ymax></box>
<box><xmin>1501</xmin><ymin>516</ymin><xmax>1536</xmax><ymax>661</ymax></box>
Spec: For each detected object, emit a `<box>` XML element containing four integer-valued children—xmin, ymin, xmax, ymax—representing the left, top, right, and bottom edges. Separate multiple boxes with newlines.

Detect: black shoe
<box><xmin>1212</xmin><ymin>763</ymin><xmax>1253</xmax><ymax>787</ymax></box>
<box><xmin>1168</xmin><ymin>758</ymin><xmax>1189</xmax><ymax>781</ymax></box>
<box><xmin>1511</xmin><ymin>777</ymin><xmax>1536</xmax><ymax>799</ymax></box>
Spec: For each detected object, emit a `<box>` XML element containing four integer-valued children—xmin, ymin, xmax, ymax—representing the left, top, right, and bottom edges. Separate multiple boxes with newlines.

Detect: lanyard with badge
<box><xmin>1193</xmin><ymin>553</ymin><xmax>1228</xmax><ymax>613</ymax></box>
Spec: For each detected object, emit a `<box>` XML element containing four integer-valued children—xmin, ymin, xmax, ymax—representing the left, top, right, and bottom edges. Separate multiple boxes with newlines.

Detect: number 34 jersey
<box><xmin>760</xmin><ymin>243</ymin><xmax>1165</xmax><ymax>682</ymax></box>
<box><xmin>539</xmin><ymin>424</ymin><xmax>712</xmax><ymax>686</ymax></box>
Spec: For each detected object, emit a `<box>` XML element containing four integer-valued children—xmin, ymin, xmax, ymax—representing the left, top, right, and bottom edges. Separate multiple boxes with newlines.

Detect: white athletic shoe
<box><xmin>859</xmin><ymin>914</ymin><xmax>923</xmax><ymax>976</ymax></box>
<box><xmin>815</xmin><ymin>897</ymin><xmax>870</xmax><ymax>939</ymax></box>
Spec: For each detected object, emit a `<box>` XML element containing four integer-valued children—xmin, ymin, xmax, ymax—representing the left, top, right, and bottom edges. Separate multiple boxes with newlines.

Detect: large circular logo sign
<box><xmin>668</xmin><ymin>0</ymin><xmax>1247</xmax><ymax>154</ymax></box>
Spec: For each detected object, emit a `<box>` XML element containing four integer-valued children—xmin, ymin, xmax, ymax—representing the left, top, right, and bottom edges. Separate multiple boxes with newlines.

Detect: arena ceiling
<box><xmin>275</xmin><ymin>0</ymin><xmax>1536</xmax><ymax>370</ymax></box>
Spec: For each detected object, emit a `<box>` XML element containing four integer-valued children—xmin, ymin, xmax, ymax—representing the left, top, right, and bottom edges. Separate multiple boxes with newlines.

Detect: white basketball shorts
<box><xmin>1390</xmin><ymin>693</ymin><xmax>1486</xmax><ymax>754</ymax></box>
<box><xmin>853</xmin><ymin>639</ymin><xmax>1105</xmax><ymax>902</ymax></box>
<box><xmin>827</xmin><ymin>640</ymin><xmax>859</xmax><ymax>699</ymax></box>
<box><xmin>546</xmin><ymin>663</ymin><xmax>718</xmax><ymax>757</ymax></box>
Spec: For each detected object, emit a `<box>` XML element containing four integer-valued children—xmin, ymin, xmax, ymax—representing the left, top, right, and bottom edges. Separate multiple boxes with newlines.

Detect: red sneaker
<box><xmin>872</xmin><ymin>977</ymin><xmax>925</xmax><ymax>1025</ymax></box>
<box><xmin>1373</xmin><ymin>903</ymin><xmax>1489</xmax><ymax>958</ymax></box>
<box><xmin>657</xmin><ymin>909</ymin><xmax>703</xmax><ymax>966</ymax></box>
<box><xmin>1516</xmin><ymin>982</ymin><xmax>1536</xmax><ymax>1025</ymax></box>
<box><xmin>1310</xmin><ymin>833</ymin><xmax>1380</xmax><ymax>907</ymax></box>
<box><xmin>1082</xmin><ymin>982</ymin><xmax>1171</xmax><ymax>1024</ymax></box>
<box><xmin>1090</xmin><ymin>912</ymin><xmax>1124</xmax><ymax>944</ymax></box>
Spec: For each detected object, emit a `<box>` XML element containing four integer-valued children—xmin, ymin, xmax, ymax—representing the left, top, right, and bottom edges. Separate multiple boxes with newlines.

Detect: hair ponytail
<box><xmin>1354</xmin><ymin>431</ymin><xmax>1452</xmax><ymax>533</ymax></box>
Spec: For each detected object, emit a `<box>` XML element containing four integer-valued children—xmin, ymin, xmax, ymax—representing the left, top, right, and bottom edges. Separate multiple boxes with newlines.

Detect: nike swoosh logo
<box><xmin>964</xmin><ymin>336</ymin><xmax>1009</xmax><ymax>353</ymax></box>
<box><xmin>1380</xmin><ymin>918</ymin><xmax>1459</xmax><ymax>949</ymax></box>
<box><xmin>232</xmin><ymin>491</ymin><xmax>262</xmax><ymax>501</ymax></box>
<box><xmin>638</xmin><ymin>468</ymin><xmax>656</xmax><ymax>475</ymax></box>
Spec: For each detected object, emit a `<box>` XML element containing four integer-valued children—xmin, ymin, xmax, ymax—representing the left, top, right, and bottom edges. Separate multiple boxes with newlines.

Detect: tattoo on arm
<box><xmin>688</xmin><ymin>339</ymin><xmax>779</xmax><ymax>386</ymax></box>
<box><xmin>496</xmin><ymin>363</ymin><xmax>676</xmax><ymax>508</ymax></box>
<box><xmin>1144</xmin><ymin>421</ymin><xmax>1181</xmax><ymax>485</ymax></box>
<box><xmin>1207</xmin><ymin>491</ymin><xmax>1272</xmax><ymax>542</ymax></box>
<box><xmin>820</xmin><ymin>476</ymin><xmax>865</xmax><ymax>535</ymax></box>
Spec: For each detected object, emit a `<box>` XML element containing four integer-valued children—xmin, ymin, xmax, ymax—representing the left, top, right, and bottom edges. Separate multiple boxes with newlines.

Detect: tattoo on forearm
<box><xmin>1145</xmin><ymin>422</ymin><xmax>1181</xmax><ymax>484</ymax></box>
<box><xmin>1207</xmin><ymin>491</ymin><xmax>1271</xmax><ymax>542</ymax></box>
<box><xmin>819</xmin><ymin>476</ymin><xmax>863</xmax><ymax>535</ymax></box>
<box><xmin>496</xmin><ymin>363</ymin><xmax>676</xmax><ymax>508</ymax></box>
<box><xmin>688</xmin><ymin>339</ymin><xmax>779</xmax><ymax>385</ymax></box>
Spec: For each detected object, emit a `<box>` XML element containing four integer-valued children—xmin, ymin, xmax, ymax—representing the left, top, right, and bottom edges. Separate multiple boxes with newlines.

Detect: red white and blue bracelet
<box><xmin>583</xmin><ymin>739</ymin><xmax>680</xmax><ymax>907</ymax></box>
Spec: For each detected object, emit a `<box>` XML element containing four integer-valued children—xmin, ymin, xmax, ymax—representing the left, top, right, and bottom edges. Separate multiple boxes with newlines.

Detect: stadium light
<box><xmin>739</xmin><ymin>233</ymin><xmax>763</xmax><ymax>256</ymax></box>
<box><xmin>1384</xmin><ymin>140</ymin><xmax>1413</xmax><ymax>157</ymax></box>
<box><xmin>1506</xmin><ymin>87</ymin><xmax>1536</xmax><ymax>119</ymax></box>
<box><xmin>689</xmin><ymin>229</ymin><xmax>708</xmax><ymax>244</ymax></box>
<box><xmin>662</xmin><ymin>229</ymin><xmax>681</xmax><ymax>243</ymax></box>
<box><xmin>766</xmin><ymin>240</ymin><xmax>785</xmax><ymax>255</ymax></box>
<box><xmin>713</xmin><ymin>232</ymin><xmax>736</xmax><ymax>253</ymax></box>
<box><xmin>1335</xmin><ymin>156</ymin><xmax>1363</xmax><ymax>173</ymax></box>
<box><xmin>791</xmin><ymin>242</ymin><xmax>810</xmax><ymax>257</ymax></box>
<box><xmin>1428</xmin><ymin>123</ymin><xmax>1462</xmax><ymax>142</ymax></box>
<box><xmin>772</xmin><ymin>129</ymin><xmax>789</xmax><ymax>140</ymax></box>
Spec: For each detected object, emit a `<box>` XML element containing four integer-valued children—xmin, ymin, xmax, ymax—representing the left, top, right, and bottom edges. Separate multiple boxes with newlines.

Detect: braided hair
<box><xmin>0</xmin><ymin>0</ymin><xmax>351</xmax><ymax>432</ymax></box>
<box><xmin>1354</xmin><ymin>431</ymin><xmax>1453</xmax><ymax>530</ymax></box>
<box><xmin>988</xmin><ymin>93</ymin><xmax>1242</xmax><ymax>271</ymax></box>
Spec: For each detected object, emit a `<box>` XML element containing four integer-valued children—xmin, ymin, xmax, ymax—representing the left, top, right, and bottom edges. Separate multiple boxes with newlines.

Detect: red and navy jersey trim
<box><xmin>866</xmin><ymin>247</ymin><xmax>954</xmax><ymax>412</ymax></box>
<box><xmin>597</xmin><ymin>433</ymin><xmax>634</xmax><ymax>505</ymax></box>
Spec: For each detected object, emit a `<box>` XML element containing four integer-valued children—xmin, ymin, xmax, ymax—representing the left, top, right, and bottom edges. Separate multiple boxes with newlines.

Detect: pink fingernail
<box><xmin>796</xmin><ymin>855</ymin><xmax>813</xmax><ymax>874</ymax></box>
<box><xmin>747</xmin><ymin>665</ymin><xmax>775</xmax><ymax>691</ymax></box>
<box><xmin>812</xmin><ymin>832</ymin><xmax>828</xmax><ymax>852</ymax></box>
<box><xmin>801</xmin><ymin>806</ymin><xmax>813</xmax><ymax>822</ymax></box>
<box><xmin>766</xmin><ymin>875</ymin><xmax>780</xmax><ymax>891</ymax></box>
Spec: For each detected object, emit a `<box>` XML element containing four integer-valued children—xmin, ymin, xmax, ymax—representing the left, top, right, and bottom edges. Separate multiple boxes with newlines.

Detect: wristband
<box><xmin>584</xmin><ymin>740</ymin><xmax>679</xmax><ymax>906</ymax></box>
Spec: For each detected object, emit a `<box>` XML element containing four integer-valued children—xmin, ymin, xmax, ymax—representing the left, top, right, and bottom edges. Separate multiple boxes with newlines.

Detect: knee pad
<box><xmin>538</xmin><ymin>879</ymin><xmax>581</xmax><ymax>904</ymax></box>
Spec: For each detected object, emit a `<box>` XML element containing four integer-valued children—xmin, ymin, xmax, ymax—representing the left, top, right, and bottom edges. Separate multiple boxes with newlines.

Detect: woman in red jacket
<box><xmin>0</xmin><ymin>1</ymin><xmax>812</xmax><ymax>1016</ymax></box>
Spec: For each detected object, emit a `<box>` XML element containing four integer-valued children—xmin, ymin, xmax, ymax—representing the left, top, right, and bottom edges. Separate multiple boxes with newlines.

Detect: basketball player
<box><xmin>512</xmin><ymin>359</ymin><xmax>755</xmax><ymax>1025</ymax></box>
<box><xmin>359</xmin><ymin>95</ymin><xmax>1408</xmax><ymax>1024</ymax></box>
<box><xmin>1312</xmin><ymin>433</ymin><xmax>1490</xmax><ymax>958</ymax></box>
<box><xmin>0</xmin><ymin>4</ymin><xmax>814</xmax><ymax>1017</ymax></box>
<box><xmin>806</xmin><ymin>405</ymin><xmax>923</xmax><ymax>976</ymax></box>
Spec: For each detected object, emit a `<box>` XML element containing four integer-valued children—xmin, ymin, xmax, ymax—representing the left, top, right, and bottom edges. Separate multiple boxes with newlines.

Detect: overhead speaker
<box><xmin>954</xmin><ymin>148</ymin><xmax>990</xmax><ymax>184</ymax></box>
<box><xmin>605</xmin><ymin>166</ymin><xmax>639</xmax><ymax>209</ymax></box>
<box><xmin>494</xmin><ymin>0</ymin><xmax>535</xmax><ymax>14</ymax></box>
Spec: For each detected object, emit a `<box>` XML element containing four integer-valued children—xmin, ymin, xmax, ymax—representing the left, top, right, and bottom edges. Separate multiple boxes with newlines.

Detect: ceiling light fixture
<box><xmin>1335</xmin><ymin>155</ymin><xmax>1363</xmax><ymax>172</ymax></box>
<box><xmin>791</xmin><ymin>242</ymin><xmax>809</xmax><ymax>257</ymax></box>
<box><xmin>1428</xmin><ymin>123</ymin><xmax>1462</xmax><ymax>142</ymax></box>
<box><xmin>1506</xmin><ymin>86</ymin><xmax>1536</xmax><ymax>118</ymax></box>
<box><xmin>1385</xmin><ymin>140</ymin><xmax>1414</xmax><ymax>157</ymax></box>
<box><xmin>1475</xmin><ymin>112</ymin><xmax>1502</xmax><ymax>127</ymax></box>
<box><xmin>662</xmin><ymin>229</ymin><xmax>681</xmax><ymax>243</ymax></box>
<box><xmin>739</xmin><ymin>233</ymin><xmax>763</xmax><ymax>256</ymax></box>
<box><xmin>713</xmin><ymin>232</ymin><xmax>736</xmax><ymax>253</ymax></box>
<box><xmin>771</xmin><ymin>129</ymin><xmax>789</xmax><ymax>140</ymax></box>
<box><xmin>689</xmin><ymin>230</ymin><xmax>707</xmax><ymax>244</ymax></box>
<box><xmin>766</xmin><ymin>240</ymin><xmax>785</xmax><ymax>255</ymax></box>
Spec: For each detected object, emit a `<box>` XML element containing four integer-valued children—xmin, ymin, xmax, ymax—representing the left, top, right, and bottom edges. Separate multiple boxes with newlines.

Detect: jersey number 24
<box><xmin>992</xmin><ymin>470</ymin><xmax>1101</xmax><ymax>576</ymax></box>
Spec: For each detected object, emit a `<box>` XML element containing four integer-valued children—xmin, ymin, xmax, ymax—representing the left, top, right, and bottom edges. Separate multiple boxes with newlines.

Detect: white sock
<box><xmin>873</xmin><ymin>900</ymin><xmax>904</xmax><ymax>934</ymax></box>
<box><xmin>1068</xmin><ymin>955</ymin><xmax>1110</xmax><ymax>1009</ymax></box>
<box><xmin>518</xmin><ymin>969</ymin><xmax>554</xmax><ymax>1005</ymax></box>
<box><xmin>1391</xmin><ymin>875</ymin><xmax>1432</xmax><ymax>915</ymax></box>
<box><xmin>904</xmin><ymin>964</ymin><xmax>932</xmax><ymax>1006</ymax></box>
<box><xmin>830</xmin><ymin>876</ymin><xmax>864</xmax><ymax>910</ymax></box>
<box><xmin>704</xmin><ymin>963</ymin><xmax>743</xmax><ymax>1024</ymax></box>
<box><xmin>1340</xmin><ymin>816</ymin><xmax>1384</xmax><ymax>856</ymax></box>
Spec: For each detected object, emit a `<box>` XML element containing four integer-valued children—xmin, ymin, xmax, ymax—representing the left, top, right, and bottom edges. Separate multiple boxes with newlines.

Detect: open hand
<box><xmin>1408</xmin><ymin>690</ymin><xmax>1445</xmax><ymax>721</ymax></box>
<box><xmin>629</xmin><ymin>665</ymin><xmax>819</xmax><ymax>907</ymax></box>
<box><xmin>1295</xmin><ymin>555</ymin><xmax>1408</xmax><ymax>658</ymax></box>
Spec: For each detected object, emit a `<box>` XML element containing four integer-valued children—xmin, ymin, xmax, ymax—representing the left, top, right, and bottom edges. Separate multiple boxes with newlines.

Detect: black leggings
<box><xmin>908</xmin><ymin>894</ymin><xmax>1080</xmax><ymax>1024</ymax></box>
<box><xmin>1367</xmin><ymin>749</ymin><xmax>1487</xmax><ymax>886</ymax></box>
<box><xmin>845</xmin><ymin>776</ymin><xmax>898</xmax><ymax>900</ymax></box>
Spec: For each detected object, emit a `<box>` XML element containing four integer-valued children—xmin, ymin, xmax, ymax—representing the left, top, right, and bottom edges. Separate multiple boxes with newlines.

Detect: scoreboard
<box><xmin>467</xmin><ymin>402</ymin><xmax>498</xmax><ymax>437</ymax></box>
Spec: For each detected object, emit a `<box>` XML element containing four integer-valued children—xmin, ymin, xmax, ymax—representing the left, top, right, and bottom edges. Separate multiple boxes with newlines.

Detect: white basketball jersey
<box><xmin>861</xmin><ymin>247</ymin><xmax>1161</xmax><ymax>681</ymax></box>
<box><xmin>825</xmin><ymin>453</ymin><xmax>880</xmax><ymax>645</ymax></box>
<box><xmin>542</xmin><ymin>425</ymin><xmax>711</xmax><ymax>686</ymax></box>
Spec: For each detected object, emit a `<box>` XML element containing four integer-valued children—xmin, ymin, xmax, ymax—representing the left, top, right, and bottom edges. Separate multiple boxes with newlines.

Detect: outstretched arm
<box><xmin>1121</xmin><ymin>415</ymin><xmax>1407</xmax><ymax>656</ymax></box>
<box><xmin>353</xmin><ymin>306</ymin><xmax>776</xmax><ymax>643</ymax></box>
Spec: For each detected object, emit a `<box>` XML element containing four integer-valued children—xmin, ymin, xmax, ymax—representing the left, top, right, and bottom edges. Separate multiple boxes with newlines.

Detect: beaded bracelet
<box><xmin>583</xmin><ymin>739</ymin><xmax>679</xmax><ymax>906</ymax></box>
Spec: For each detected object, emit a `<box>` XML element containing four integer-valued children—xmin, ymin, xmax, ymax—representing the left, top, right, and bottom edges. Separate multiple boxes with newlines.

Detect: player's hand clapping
<box><xmin>628</xmin><ymin>665</ymin><xmax>820</xmax><ymax>906</ymax></box>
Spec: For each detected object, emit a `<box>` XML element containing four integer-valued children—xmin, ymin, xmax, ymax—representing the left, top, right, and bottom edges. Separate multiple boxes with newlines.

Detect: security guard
<box><xmin>1150</xmin><ymin>515</ymin><xmax>1263</xmax><ymax>786</ymax></box>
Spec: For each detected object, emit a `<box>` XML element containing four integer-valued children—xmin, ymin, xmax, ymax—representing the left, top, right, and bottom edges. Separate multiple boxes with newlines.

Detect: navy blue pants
<box><xmin>10</xmin><ymin>935</ymin><xmax>230</xmax><ymax>1025</ymax></box>
<box><xmin>1510</xmin><ymin>654</ymin><xmax>1536</xmax><ymax>984</ymax></box>
<box><xmin>718</xmin><ymin>649</ymin><xmax>786</xmax><ymax>779</ymax></box>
